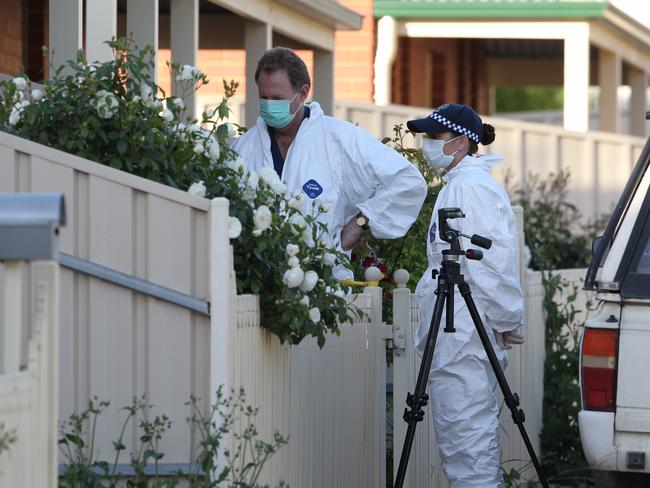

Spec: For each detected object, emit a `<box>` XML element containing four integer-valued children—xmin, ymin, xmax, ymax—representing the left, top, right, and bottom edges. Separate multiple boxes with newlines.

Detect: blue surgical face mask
<box><xmin>259</xmin><ymin>89</ymin><xmax>302</xmax><ymax>128</ymax></box>
<box><xmin>422</xmin><ymin>136</ymin><xmax>461</xmax><ymax>169</ymax></box>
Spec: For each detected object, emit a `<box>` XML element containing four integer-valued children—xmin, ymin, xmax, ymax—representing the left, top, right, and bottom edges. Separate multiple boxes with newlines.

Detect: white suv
<box><xmin>581</xmin><ymin>134</ymin><xmax>650</xmax><ymax>488</ymax></box>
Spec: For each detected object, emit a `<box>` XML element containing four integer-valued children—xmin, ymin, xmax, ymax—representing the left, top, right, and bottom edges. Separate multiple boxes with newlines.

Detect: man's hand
<box><xmin>493</xmin><ymin>330</ymin><xmax>525</xmax><ymax>350</ymax></box>
<box><xmin>341</xmin><ymin>215</ymin><xmax>366</xmax><ymax>250</ymax></box>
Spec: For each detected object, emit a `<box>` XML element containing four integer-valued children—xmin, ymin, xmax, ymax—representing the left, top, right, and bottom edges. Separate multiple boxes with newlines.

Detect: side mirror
<box><xmin>592</xmin><ymin>236</ymin><xmax>603</xmax><ymax>257</ymax></box>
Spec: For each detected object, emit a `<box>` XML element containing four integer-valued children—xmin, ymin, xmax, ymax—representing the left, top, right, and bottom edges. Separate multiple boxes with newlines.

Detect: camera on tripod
<box><xmin>437</xmin><ymin>207</ymin><xmax>492</xmax><ymax>261</ymax></box>
<box><xmin>394</xmin><ymin>206</ymin><xmax>550</xmax><ymax>488</ymax></box>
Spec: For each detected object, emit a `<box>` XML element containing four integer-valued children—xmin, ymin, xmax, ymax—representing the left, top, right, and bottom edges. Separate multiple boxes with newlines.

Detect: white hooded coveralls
<box><xmin>415</xmin><ymin>153</ymin><xmax>524</xmax><ymax>488</ymax></box>
<box><xmin>232</xmin><ymin>102</ymin><xmax>428</xmax><ymax>279</ymax></box>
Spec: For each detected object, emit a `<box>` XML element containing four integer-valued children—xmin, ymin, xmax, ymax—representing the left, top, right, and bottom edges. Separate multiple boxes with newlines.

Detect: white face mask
<box><xmin>422</xmin><ymin>136</ymin><xmax>461</xmax><ymax>169</ymax></box>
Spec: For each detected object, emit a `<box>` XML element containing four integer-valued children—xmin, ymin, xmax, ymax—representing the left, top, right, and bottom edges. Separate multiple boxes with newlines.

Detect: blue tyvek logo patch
<box><xmin>302</xmin><ymin>179</ymin><xmax>323</xmax><ymax>199</ymax></box>
<box><xmin>429</xmin><ymin>222</ymin><xmax>437</xmax><ymax>243</ymax></box>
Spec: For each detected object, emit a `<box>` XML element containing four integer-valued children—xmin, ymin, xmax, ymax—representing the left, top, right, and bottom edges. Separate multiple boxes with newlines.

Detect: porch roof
<box><xmin>375</xmin><ymin>0</ymin><xmax>609</xmax><ymax>18</ymax></box>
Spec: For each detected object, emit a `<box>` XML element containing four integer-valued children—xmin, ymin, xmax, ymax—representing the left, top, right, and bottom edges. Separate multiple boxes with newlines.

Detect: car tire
<box><xmin>595</xmin><ymin>471</ymin><xmax>650</xmax><ymax>488</ymax></box>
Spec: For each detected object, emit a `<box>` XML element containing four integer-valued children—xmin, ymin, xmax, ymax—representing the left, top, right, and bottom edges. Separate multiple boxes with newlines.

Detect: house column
<box><xmin>374</xmin><ymin>16</ymin><xmax>398</xmax><ymax>106</ymax></box>
<box><xmin>48</xmin><ymin>0</ymin><xmax>82</xmax><ymax>73</ymax></box>
<box><xmin>598</xmin><ymin>48</ymin><xmax>622</xmax><ymax>133</ymax></box>
<box><xmin>563</xmin><ymin>24</ymin><xmax>590</xmax><ymax>132</ymax></box>
<box><xmin>85</xmin><ymin>0</ymin><xmax>117</xmax><ymax>62</ymax></box>
<box><xmin>127</xmin><ymin>0</ymin><xmax>159</xmax><ymax>82</ymax></box>
<box><xmin>171</xmin><ymin>0</ymin><xmax>199</xmax><ymax>119</ymax></box>
<box><xmin>244</xmin><ymin>21</ymin><xmax>272</xmax><ymax>127</ymax></box>
<box><xmin>313</xmin><ymin>49</ymin><xmax>334</xmax><ymax>115</ymax></box>
<box><xmin>629</xmin><ymin>66</ymin><xmax>648</xmax><ymax>137</ymax></box>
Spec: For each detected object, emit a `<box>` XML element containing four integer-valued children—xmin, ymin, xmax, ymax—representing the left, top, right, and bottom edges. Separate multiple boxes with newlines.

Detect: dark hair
<box><xmin>458</xmin><ymin>123</ymin><xmax>495</xmax><ymax>155</ymax></box>
<box><xmin>254</xmin><ymin>47</ymin><xmax>311</xmax><ymax>91</ymax></box>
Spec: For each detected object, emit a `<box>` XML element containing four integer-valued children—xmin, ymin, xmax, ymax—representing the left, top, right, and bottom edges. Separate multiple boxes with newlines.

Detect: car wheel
<box><xmin>595</xmin><ymin>471</ymin><xmax>650</xmax><ymax>488</ymax></box>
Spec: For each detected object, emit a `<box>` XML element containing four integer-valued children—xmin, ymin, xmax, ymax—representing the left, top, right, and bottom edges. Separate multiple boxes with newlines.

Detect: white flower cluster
<box><xmin>94</xmin><ymin>90</ymin><xmax>119</xmax><ymax>119</ymax></box>
<box><xmin>281</xmin><ymin>243</ymin><xmax>322</xmax><ymax>323</ymax></box>
<box><xmin>7</xmin><ymin>77</ymin><xmax>45</xmax><ymax>126</ymax></box>
<box><xmin>176</xmin><ymin>65</ymin><xmax>204</xmax><ymax>82</ymax></box>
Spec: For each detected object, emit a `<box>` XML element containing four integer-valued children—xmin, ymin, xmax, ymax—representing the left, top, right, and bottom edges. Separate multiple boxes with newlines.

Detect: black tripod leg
<box><xmin>394</xmin><ymin>279</ymin><xmax>448</xmax><ymax>488</ymax></box>
<box><xmin>459</xmin><ymin>282</ymin><xmax>550</xmax><ymax>488</ymax></box>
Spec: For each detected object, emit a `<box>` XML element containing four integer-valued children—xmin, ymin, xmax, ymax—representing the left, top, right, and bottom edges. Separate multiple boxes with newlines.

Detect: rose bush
<box><xmin>0</xmin><ymin>38</ymin><xmax>360</xmax><ymax>347</ymax></box>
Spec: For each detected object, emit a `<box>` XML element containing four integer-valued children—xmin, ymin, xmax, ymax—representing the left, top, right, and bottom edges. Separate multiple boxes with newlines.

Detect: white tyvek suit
<box><xmin>232</xmin><ymin>102</ymin><xmax>428</xmax><ymax>279</ymax></box>
<box><xmin>414</xmin><ymin>153</ymin><xmax>524</xmax><ymax>488</ymax></box>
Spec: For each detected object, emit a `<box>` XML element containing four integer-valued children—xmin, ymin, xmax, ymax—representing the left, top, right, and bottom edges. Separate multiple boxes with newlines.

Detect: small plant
<box><xmin>58</xmin><ymin>389</ymin><xmax>287</xmax><ymax>487</ymax></box>
<box><xmin>0</xmin><ymin>422</ymin><xmax>17</xmax><ymax>459</ymax></box>
<box><xmin>538</xmin><ymin>271</ymin><xmax>595</xmax><ymax>485</ymax></box>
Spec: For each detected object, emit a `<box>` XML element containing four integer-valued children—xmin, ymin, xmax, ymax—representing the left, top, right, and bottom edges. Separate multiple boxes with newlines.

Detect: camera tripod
<box><xmin>393</xmin><ymin>208</ymin><xmax>549</xmax><ymax>488</ymax></box>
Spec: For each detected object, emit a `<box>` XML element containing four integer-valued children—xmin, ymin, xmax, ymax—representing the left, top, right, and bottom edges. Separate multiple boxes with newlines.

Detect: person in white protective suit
<box><xmin>407</xmin><ymin>103</ymin><xmax>525</xmax><ymax>488</ymax></box>
<box><xmin>232</xmin><ymin>48</ymin><xmax>427</xmax><ymax>279</ymax></box>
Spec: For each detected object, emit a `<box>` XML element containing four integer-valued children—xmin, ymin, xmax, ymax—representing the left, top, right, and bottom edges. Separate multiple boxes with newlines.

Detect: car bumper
<box><xmin>579</xmin><ymin>410</ymin><xmax>617</xmax><ymax>470</ymax></box>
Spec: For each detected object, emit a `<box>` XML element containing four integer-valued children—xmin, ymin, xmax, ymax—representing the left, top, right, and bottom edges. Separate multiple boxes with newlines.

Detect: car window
<box><xmin>636</xmin><ymin>235</ymin><xmax>650</xmax><ymax>274</ymax></box>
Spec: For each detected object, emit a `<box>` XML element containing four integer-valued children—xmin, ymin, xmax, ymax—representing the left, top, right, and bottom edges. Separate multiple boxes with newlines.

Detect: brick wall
<box><xmin>335</xmin><ymin>0</ymin><xmax>374</xmax><ymax>102</ymax></box>
<box><xmin>0</xmin><ymin>0</ymin><xmax>24</xmax><ymax>76</ymax></box>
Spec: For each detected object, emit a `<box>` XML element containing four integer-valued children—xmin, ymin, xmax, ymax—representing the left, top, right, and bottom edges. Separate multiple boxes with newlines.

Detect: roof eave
<box><xmin>277</xmin><ymin>0</ymin><xmax>363</xmax><ymax>30</ymax></box>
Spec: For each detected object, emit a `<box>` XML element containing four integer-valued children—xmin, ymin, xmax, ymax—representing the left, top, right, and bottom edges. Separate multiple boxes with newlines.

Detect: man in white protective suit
<box><xmin>407</xmin><ymin>103</ymin><xmax>525</xmax><ymax>488</ymax></box>
<box><xmin>231</xmin><ymin>47</ymin><xmax>427</xmax><ymax>279</ymax></box>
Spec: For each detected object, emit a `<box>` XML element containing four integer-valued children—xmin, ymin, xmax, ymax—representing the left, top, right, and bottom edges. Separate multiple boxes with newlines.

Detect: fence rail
<box><xmin>334</xmin><ymin>101</ymin><xmax>645</xmax><ymax>223</ymax></box>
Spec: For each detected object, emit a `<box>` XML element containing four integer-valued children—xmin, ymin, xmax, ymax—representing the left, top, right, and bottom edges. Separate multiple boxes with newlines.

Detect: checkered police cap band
<box><xmin>428</xmin><ymin>112</ymin><xmax>481</xmax><ymax>143</ymax></box>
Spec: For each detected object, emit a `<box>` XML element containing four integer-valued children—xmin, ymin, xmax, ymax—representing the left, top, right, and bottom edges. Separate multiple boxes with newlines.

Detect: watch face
<box><xmin>356</xmin><ymin>217</ymin><xmax>366</xmax><ymax>226</ymax></box>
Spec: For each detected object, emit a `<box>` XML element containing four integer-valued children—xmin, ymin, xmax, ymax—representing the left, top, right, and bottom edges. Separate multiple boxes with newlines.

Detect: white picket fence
<box><xmin>0</xmin><ymin>130</ymin><xmax>594</xmax><ymax>487</ymax></box>
<box><xmin>0</xmin><ymin>261</ymin><xmax>60</xmax><ymax>487</ymax></box>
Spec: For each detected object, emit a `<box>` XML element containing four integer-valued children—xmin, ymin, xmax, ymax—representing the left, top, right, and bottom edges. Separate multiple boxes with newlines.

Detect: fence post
<box><xmin>30</xmin><ymin>260</ymin><xmax>60</xmax><ymax>488</ymax></box>
<box><xmin>209</xmin><ymin>198</ymin><xmax>231</xmax><ymax>404</ymax></box>
<box><xmin>2</xmin><ymin>261</ymin><xmax>23</xmax><ymax>374</ymax></box>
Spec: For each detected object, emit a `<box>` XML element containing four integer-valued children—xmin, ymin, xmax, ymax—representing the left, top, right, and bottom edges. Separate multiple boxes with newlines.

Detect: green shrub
<box><xmin>0</xmin><ymin>38</ymin><xmax>360</xmax><ymax>347</ymax></box>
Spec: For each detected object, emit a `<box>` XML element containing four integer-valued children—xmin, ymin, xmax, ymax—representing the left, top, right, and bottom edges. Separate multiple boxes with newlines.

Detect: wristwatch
<box><xmin>355</xmin><ymin>212</ymin><xmax>370</xmax><ymax>231</ymax></box>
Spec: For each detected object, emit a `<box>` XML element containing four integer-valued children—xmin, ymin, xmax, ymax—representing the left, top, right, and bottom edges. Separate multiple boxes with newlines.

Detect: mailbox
<box><xmin>0</xmin><ymin>193</ymin><xmax>66</xmax><ymax>260</ymax></box>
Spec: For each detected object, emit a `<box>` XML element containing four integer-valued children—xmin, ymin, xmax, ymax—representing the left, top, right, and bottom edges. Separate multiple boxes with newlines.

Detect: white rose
<box><xmin>8</xmin><ymin>106</ymin><xmax>21</xmax><ymax>126</ymax></box>
<box><xmin>132</xmin><ymin>95</ymin><xmax>141</xmax><ymax>103</ymax></box>
<box><xmin>270</xmin><ymin>180</ymin><xmax>287</xmax><ymax>195</ymax></box>
<box><xmin>242</xmin><ymin>187</ymin><xmax>256</xmax><ymax>203</ymax></box>
<box><xmin>322</xmin><ymin>253</ymin><xmax>336</xmax><ymax>266</ymax></box>
<box><xmin>283</xmin><ymin>267</ymin><xmax>304</xmax><ymax>288</ymax></box>
<box><xmin>247</xmin><ymin>171</ymin><xmax>259</xmax><ymax>190</ymax></box>
<box><xmin>334</xmin><ymin>288</ymin><xmax>346</xmax><ymax>298</ymax></box>
<box><xmin>224</xmin><ymin>122</ymin><xmax>237</xmax><ymax>143</ymax></box>
<box><xmin>193</xmin><ymin>143</ymin><xmax>205</xmax><ymax>155</ymax></box>
<box><xmin>258</xmin><ymin>167</ymin><xmax>279</xmax><ymax>184</ymax></box>
<box><xmin>299</xmin><ymin>296</ymin><xmax>310</xmax><ymax>307</ymax></box>
<box><xmin>228</xmin><ymin>216</ymin><xmax>242</xmax><ymax>239</ymax></box>
<box><xmin>253</xmin><ymin>205</ymin><xmax>272</xmax><ymax>232</ymax></box>
<box><xmin>172</xmin><ymin>97</ymin><xmax>185</xmax><ymax>109</ymax></box>
<box><xmin>160</xmin><ymin>108</ymin><xmax>174</xmax><ymax>122</ymax></box>
<box><xmin>226</xmin><ymin>158</ymin><xmax>245</xmax><ymax>172</ymax></box>
<box><xmin>289</xmin><ymin>213</ymin><xmax>306</xmax><ymax>231</ymax></box>
<box><xmin>208</xmin><ymin>141</ymin><xmax>221</xmax><ymax>160</ymax></box>
<box><xmin>252</xmin><ymin>229</ymin><xmax>262</xmax><ymax>236</ymax></box>
<box><xmin>302</xmin><ymin>227</ymin><xmax>314</xmax><ymax>246</ymax></box>
<box><xmin>300</xmin><ymin>270</ymin><xmax>319</xmax><ymax>292</ymax></box>
<box><xmin>187</xmin><ymin>181</ymin><xmax>206</xmax><ymax>197</ymax></box>
<box><xmin>319</xmin><ymin>202</ymin><xmax>330</xmax><ymax>213</ymax></box>
<box><xmin>31</xmin><ymin>89</ymin><xmax>44</xmax><ymax>101</ymax></box>
<box><xmin>286</xmin><ymin>243</ymin><xmax>299</xmax><ymax>257</ymax></box>
<box><xmin>308</xmin><ymin>307</ymin><xmax>321</xmax><ymax>323</ymax></box>
<box><xmin>140</xmin><ymin>83</ymin><xmax>153</xmax><ymax>100</ymax></box>
<box><xmin>188</xmin><ymin>123</ymin><xmax>201</xmax><ymax>133</ymax></box>
<box><xmin>288</xmin><ymin>256</ymin><xmax>300</xmax><ymax>268</ymax></box>
<box><xmin>12</xmin><ymin>77</ymin><xmax>27</xmax><ymax>90</ymax></box>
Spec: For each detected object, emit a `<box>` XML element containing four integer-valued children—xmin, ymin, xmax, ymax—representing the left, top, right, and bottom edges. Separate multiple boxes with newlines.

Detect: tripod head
<box><xmin>438</xmin><ymin>208</ymin><xmax>492</xmax><ymax>260</ymax></box>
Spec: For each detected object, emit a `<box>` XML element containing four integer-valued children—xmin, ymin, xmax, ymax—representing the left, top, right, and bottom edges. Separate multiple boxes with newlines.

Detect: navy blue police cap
<box><xmin>407</xmin><ymin>103</ymin><xmax>483</xmax><ymax>143</ymax></box>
